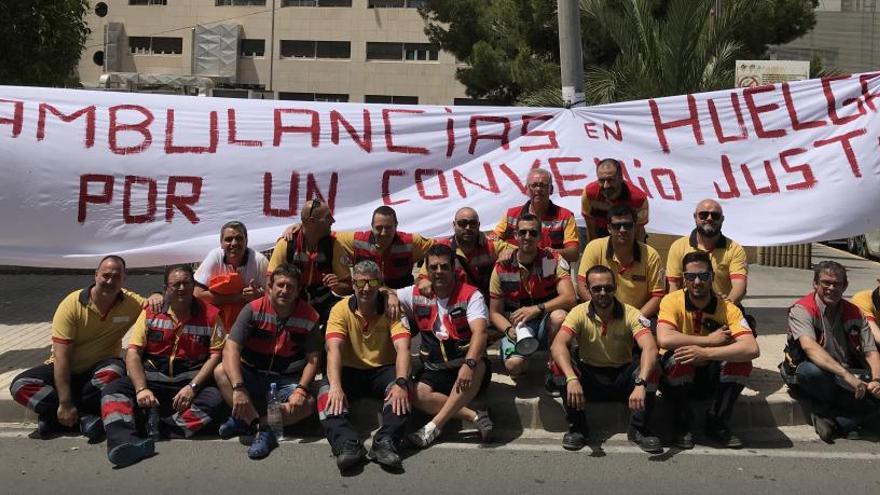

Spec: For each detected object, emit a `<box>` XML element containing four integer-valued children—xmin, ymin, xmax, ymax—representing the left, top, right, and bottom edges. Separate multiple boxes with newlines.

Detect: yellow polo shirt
<box><xmin>47</xmin><ymin>287</ymin><xmax>145</xmax><ymax>374</ymax></box>
<box><xmin>851</xmin><ymin>288</ymin><xmax>879</xmax><ymax>323</ymax></box>
<box><xmin>665</xmin><ymin>232</ymin><xmax>747</xmax><ymax>297</ymax></box>
<box><xmin>325</xmin><ymin>296</ymin><xmax>410</xmax><ymax>370</ymax></box>
<box><xmin>577</xmin><ymin>237</ymin><xmax>664</xmax><ymax>309</ymax></box>
<box><xmin>657</xmin><ymin>289</ymin><xmax>751</xmax><ymax>354</ymax></box>
<box><xmin>561</xmin><ymin>300</ymin><xmax>651</xmax><ymax>367</ymax></box>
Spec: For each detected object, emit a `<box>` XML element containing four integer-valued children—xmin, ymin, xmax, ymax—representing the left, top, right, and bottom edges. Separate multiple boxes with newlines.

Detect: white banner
<box><xmin>1</xmin><ymin>73</ymin><xmax>879</xmax><ymax>268</ymax></box>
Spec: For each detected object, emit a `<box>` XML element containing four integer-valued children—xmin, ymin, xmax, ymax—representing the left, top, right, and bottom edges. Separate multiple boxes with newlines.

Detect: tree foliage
<box><xmin>420</xmin><ymin>0</ymin><xmax>819</xmax><ymax>105</ymax></box>
<box><xmin>0</xmin><ymin>0</ymin><xmax>90</xmax><ymax>86</ymax></box>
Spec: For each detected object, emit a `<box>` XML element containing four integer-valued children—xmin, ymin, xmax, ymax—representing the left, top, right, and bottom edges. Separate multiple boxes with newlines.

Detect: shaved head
<box><xmin>455</xmin><ymin>207</ymin><xmax>479</xmax><ymax>222</ymax></box>
<box><xmin>695</xmin><ymin>199</ymin><xmax>722</xmax><ymax>214</ymax></box>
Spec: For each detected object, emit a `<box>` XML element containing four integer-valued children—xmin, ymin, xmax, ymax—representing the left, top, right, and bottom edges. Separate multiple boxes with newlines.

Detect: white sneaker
<box><xmin>408</xmin><ymin>423</ymin><xmax>441</xmax><ymax>448</ymax></box>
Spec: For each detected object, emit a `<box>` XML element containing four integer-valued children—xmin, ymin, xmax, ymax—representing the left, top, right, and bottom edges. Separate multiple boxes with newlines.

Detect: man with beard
<box><xmin>213</xmin><ymin>264</ymin><xmax>322</xmax><ymax>459</ymax></box>
<box><xmin>782</xmin><ymin>261</ymin><xmax>880</xmax><ymax>442</ymax></box>
<box><xmin>489</xmin><ymin>214</ymin><xmax>577</xmax><ymax>379</ymax></box>
<box><xmin>551</xmin><ymin>265</ymin><xmax>662</xmax><ymax>453</ymax></box>
<box><xmin>100</xmin><ymin>265</ymin><xmax>225</xmax><ymax>467</ymax></box>
<box><xmin>194</xmin><ymin>221</ymin><xmax>269</xmax><ymax>331</ymax></box>
<box><xmin>400</xmin><ymin>244</ymin><xmax>493</xmax><ymax>448</ymax></box>
<box><xmin>577</xmin><ymin>204</ymin><xmax>664</xmax><ymax>321</ymax></box>
<box><xmin>267</xmin><ymin>199</ymin><xmax>352</xmax><ymax>321</ymax></box>
<box><xmin>416</xmin><ymin>207</ymin><xmax>512</xmax><ymax>299</ymax></box>
<box><xmin>657</xmin><ymin>251</ymin><xmax>759</xmax><ymax>449</ymax></box>
<box><xmin>666</xmin><ymin>200</ymin><xmax>748</xmax><ymax>306</ymax></box>
<box><xmin>492</xmin><ymin>168</ymin><xmax>579</xmax><ymax>263</ymax></box>
<box><xmin>581</xmin><ymin>158</ymin><xmax>649</xmax><ymax>242</ymax></box>
<box><xmin>9</xmin><ymin>256</ymin><xmax>162</xmax><ymax>441</ymax></box>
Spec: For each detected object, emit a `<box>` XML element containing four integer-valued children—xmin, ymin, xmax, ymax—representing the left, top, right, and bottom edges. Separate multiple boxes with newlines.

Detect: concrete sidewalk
<box><xmin>1</xmin><ymin>243</ymin><xmax>878</xmax><ymax>433</ymax></box>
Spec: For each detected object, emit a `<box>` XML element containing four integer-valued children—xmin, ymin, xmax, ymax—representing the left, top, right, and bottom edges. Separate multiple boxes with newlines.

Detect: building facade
<box><xmin>77</xmin><ymin>0</ymin><xmax>471</xmax><ymax>104</ymax></box>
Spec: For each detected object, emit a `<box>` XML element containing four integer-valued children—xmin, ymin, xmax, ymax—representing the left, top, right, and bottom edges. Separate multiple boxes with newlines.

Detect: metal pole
<box><xmin>557</xmin><ymin>0</ymin><xmax>585</xmax><ymax>107</ymax></box>
<box><xmin>268</xmin><ymin>0</ymin><xmax>276</xmax><ymax>92</ymax></box>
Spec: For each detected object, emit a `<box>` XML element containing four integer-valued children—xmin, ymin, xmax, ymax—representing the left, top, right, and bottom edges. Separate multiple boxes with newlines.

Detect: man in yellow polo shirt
<box><xmin>657</xmin><ymin>251</ymin><xmax>759</xmax><ymax>450</ymax></box>
<box><xmin>851</xmin><ymin>279</ymin><xmax>880</xmax><ymax>343</ymax></box>
<box><xmin>577</xmin><ymin>204</ymin><xmax>664</xmax><ymax>320</ymax></box>
<box><xmin>551</xmin><ymin>265</ymin><xmax>661</xmax><ymax>453</ymax></box>
<box><xmin>317</xmin><ymin>260</ymin><xmax>412</xmax><ymax>473</ymax></box>
<box><xmin>666</xmin><ymin>199</ymin><xmax>748</xmax><ymax>305</ymax></box>
<box><xmin>9</xmin><ymin>255</ymin><xmax>161</xmax><ymax>441</ymax></box>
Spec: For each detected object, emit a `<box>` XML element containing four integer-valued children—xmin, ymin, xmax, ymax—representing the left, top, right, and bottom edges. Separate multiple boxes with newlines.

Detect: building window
<box><xmin>240</xmin><ymin>39</ymin><xmax>265</xmax><ymax>58</ymax></box>
<box><xmin>366</xmin><ymin>42</ymin><xmax>438</xmax><ymax>61</ymax></box>
<box><xmin>365</xmin><ymin>95</ymin><xmax>418</xmax><ymax>105</ymax></box>
<box><xmin>368</xmin><ymin>0</ymin><xmax>425</xmax><ymax>7</ymax></box>
<box><xmin>129</xmin><ymin>36</ymin><xmax>182</xmax><ymax>55</ymax></box>
<box><xmin>129</xmin><ymin>0</ymin><xmax>167</xmax><ymax>5</ymax></box>
<box><xmin>282</xmin><ymin>0</ymin><xmax>352</xmax><ymax>6</ymax></box>
<box><xmin>278</xmin><ymin>92</ymin><xmax>349</xmax><ymax>102</ymax></box>
<box><xmin>215</xmin><ymin>0</ymin><xmax>266</xmax><ymax>6</ymax></box>
<box><xmin>280</xmin><ymin>40</ymin><xmax>350</xmax><ymax>59</ymax></box>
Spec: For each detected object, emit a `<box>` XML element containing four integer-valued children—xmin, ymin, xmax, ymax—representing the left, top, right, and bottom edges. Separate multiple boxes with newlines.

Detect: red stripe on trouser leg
<box><xmin>548</xmin><ymin>361</ymin><xmax>564</xmax><ymax>377</ymax></box>
<box><xmin>720</xmin><ymin>361</ymin><xmax>752</xmax><ymax>384</ymax></box>
<box><xmin>11</xmin><ymin>379</ymin><xmax>51</xmax><ymax>409</ymax></box>
<box><xmin>176</xmin><ymin>407</ymin><xmax>211</xmax><ymax>436</ymax></box>
<box><xmin>101</xmin><ymin>394</ymin><xmax>135</xmax><ymax>426</ymax></box>
<box><xmin>317</xmin><ymin>390</ymin><xmax>330</xmax><ymax>414</ymax></box>
<box><xmin>663</xmin><ymin>361</ymin><xmax>695</xmax><ymax>385</ymax></box>
<box><xmin>92</xmin><ymin>366</ymin><xmax>123</xmax><ymax>386</ymax></box>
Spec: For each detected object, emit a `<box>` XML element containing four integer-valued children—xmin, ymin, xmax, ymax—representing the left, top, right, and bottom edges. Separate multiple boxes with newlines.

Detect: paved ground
<box><xmin>0</xmin><ymin>243</ymin><xmax>878</xmax><ymax>430</ymax></box>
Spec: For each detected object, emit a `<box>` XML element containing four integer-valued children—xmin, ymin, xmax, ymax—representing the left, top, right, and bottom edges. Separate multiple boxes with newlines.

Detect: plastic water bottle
<box><xmin>267</xmin><ymin>382</ymin><xmax>284</xmax><ymax>441</ymax></box>
<box><xmin>147</xmin><ymin>406</ymin><xmax>161</xmax><ymax>441</ymax></box>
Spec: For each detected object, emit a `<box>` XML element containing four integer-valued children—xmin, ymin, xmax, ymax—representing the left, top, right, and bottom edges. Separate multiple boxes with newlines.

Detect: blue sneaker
<box><xmin>107</xmin><ymin>438</ymin><xmax>155</xmax><ymax>467</ymax></box>
<box><xmin>79</xmin><ymin>414</ymin><xmax>105</xmax><ymax>443</ymax></box>
<box><xmin>247</xmin><ymin>430</ymin><xmax>278</xmax><ymax>460</ymax></box>
<box><xmin>218</xmin><ymin>416</ymin><xmax>254</xmax><ymax>439</ymax></box>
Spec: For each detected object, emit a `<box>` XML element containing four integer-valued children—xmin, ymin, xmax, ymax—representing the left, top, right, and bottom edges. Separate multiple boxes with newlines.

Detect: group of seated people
<box><xmin>8</xmin><ymin>160</ymin><xmax>880</xmax><ymax>473</ymax></box>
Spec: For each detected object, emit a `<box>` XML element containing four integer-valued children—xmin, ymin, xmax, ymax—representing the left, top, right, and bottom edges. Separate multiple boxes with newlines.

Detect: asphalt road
<box><xmin>2</xmin><ymin>426</ymin><xmax>880</xmax><ymax>495</ymax></box>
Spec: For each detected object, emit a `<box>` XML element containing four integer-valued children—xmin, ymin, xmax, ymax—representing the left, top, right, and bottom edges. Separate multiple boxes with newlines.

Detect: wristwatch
<box><xmin>464</xmin><ymin>358</ymin><xmax>478</xmax><ymax>369</ymax></box>
<box><xmin>633</xmin><ymin>377</ymin><xmax>647</xmax><ymax>387</ymax></box>
<box><xmin>188</xmin><ymin>382</ymin><xmax>200</xmax><ymax>392</ymax></box>
<box><xmin>232</xmin><ymin>382</ymin><xmax>246</xmax><ymax>391</ymax></box>
<box><xmin>537</xmin><ymin>303</ymin><xmax>546</xmax><ymax>312</ymax></box>
<box><xmin>394</xmin><ymin>377</ymin><xmax>410</xmax><ymax>389</ymax></box>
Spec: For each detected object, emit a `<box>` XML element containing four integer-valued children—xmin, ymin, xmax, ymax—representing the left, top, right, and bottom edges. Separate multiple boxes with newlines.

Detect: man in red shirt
<box><xmin>581</xmin><ymin>158</ymin><xmax>649</xmax><ymax>242</ymax></box>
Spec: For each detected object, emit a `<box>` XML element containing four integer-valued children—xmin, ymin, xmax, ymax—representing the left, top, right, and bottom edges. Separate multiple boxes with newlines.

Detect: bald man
<box><xmin>267</xmin><ymin>200</ymin><xmax>352</xmax><ymax>321</ymax></box>
<box><xmin>666</xmin><ymin>200</ymin><xmax>749</xmax><ymax>305</ymax></box>
<box><xmin>417</xmin><ymin>207</ymin><xmax>512</xmax><ymax>299</ymax></box>
<box><xmin>492</xmin><ymin>169</ymin><xmax>580</xmax><ymax>263</ymax></box>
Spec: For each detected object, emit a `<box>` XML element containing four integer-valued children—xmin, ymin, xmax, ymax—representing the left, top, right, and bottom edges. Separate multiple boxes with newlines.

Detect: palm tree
<box><xmin>520</xmin><ymin>0</ymin><xmax>757</xmax><ymax>106</ymax></box>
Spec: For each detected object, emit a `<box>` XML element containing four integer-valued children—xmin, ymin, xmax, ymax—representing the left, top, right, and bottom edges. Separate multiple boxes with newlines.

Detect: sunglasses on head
<box><xmin>517</xmin><ymin>229</ymin><xmax>540</xmax><ymax>238</ymax></box>
<box><xmin>353</xmin><ymin>278</ymin><xmax>381</xmax><ymax>289</ymax></box>
<box><xmin>683</xmin><ymin>271</ymin><xmax>712</xmax><ymax>282</ymax></box>
<box><xmin>609</xmin><ymin>221</ymin><xmax>634</xmax><ymax>231</ymax></box>
<box><xmin>697</xmin><ymin>211</ymin><xmax>722</xmax><ymax>221</ymax></box>
<box><xmin>456</xmin><ymin>219</ymin><xmax>479</xmax><ymax>229</ymax></box>
<box><xmin>589</xmin><ymin>284</ymin><xmax>615</xmax><ymax>294</ymax></box>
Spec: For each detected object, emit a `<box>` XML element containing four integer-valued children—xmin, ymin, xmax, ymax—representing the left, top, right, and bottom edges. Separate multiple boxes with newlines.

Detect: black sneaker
<box><xmin>673</xmin><ymin>431</ymin><xmax>695</xmax><ymax>449</ymax></box>
<box><xmin>79</xmin><ymin>414</ymin><xmax>105</xmax><ymax>443</ymax></box>
<box><xmin>544</xmin><ymin>373</ymin><xmax>562</xmax><ymax>398</ymax></box>
<box><xmin>107</xmin><ymin>438</ymin><xmax>155</xmax><ymax>467</ymax></box>
<box><xmin>627</xmin><ymin>427</ymin><xmax>663</xmax><ymax>453</ymax></box>
<box><xmin>704</xmin><ymin>422</ymin><xmax>743</xmax><ymax>449</ymax></box>
<box><xmin>30</xmin><ymin>415</ymin><xmax>60</xmax><ymax>440</ymax></box>
<box><xmin>368</xmin><ymin>437</ymin><xmax>402</xmax><ymax>470</ymax></box>
<box><xmin>336</xmin><ymin>440</ymin><xmax>367</xmax><ymax>473</ymax></box>
<box><xmin>562</xmin><ymin>427</ymin><xmax>588</xmax><ymax>451</ymax></box>
<box><xmin>811</xmin><ymin>413</ymin><xmax>836</xmax><ymax>444</ymax></box>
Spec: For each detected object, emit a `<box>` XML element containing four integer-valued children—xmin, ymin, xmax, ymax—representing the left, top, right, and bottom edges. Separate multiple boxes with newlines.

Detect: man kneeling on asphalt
<box><xmin>399</xmin><ymin>244</ymin><xmax>493</xmax><ymax>448</ymax></box>
<box><xmin>782</xmin><ymin>261</ymin><xmax>880</xmax><ymax>442</ymax></box>
<box><xmin>214</xmin><ymin>264</ymin><xmax>321</xmax><ymax>459</ymax></box>
<box><xmin>317</xmin><ymin>260</ymin><xmax>412</xmax><ymax>473</ymax></box>
<box><xmin>551</xmin><ymin>265</ymin><xmax>662</xmax><ymax>453</ymax></box>
<box><xmin>101</xmin><ymin>265</ymin><xmax>225</xmax><ymax>467</ymax></box>
<box><xmin>656</xmin><ymin>251</ymin><xmax>759</xmax><ymax>449</ymax></box>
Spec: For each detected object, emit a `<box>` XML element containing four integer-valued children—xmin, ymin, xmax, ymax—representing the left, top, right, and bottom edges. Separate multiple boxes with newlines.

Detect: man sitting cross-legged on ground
<box><xmin>317</xmin><ymin>260</ymin><xmax>413</xmax><ymax>473</ymax></box>
<box><xmin>213</xmin><ymin>264</ymin><xmax>322</xmax><ymax>460</ymax></box>
<box><xmin>9</xmin><ymin>255</ymin><xmax>162</xmax><ymax>441</ymax></box>
<box><xmin>101</xmin><ymin>265</ymin><xmax>225</xmax><ymax>467</ymax></box>
<box><xmin>552</xmin><ymin>265</ymin><xmax>662</xmax><ymax>453</ymax></box>
<box><xmin>399</xmin><ymin>244</ymin><xmax>493</xmax><ymax>448</ymax></box>
<box><xmin>657</xmin><ymin>251</ymin><xmax>759</xmax><ymax>450</ymax></box>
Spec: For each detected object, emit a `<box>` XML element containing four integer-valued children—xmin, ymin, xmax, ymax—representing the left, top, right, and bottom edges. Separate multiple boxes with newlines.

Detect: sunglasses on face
<box><xmin>609</xmin><ymin>221</ymin><xmax>635</xmax><ymax>231</ymax></box>
<box><xmin>683</xmin><ymin>272</ymin><xmax>712</xmax><ymax>282</ymax></box>
<box><xmin>517</xmin><ymin>229</ymin><xmax>540</xmax><ymax>238</ymax></box>
<box><xmin>697</xmin><ymin>211</ymin><xmax>722</xmax><ymax>221</ymax></box>
<box><xmin>353</xmin><ymin>278</ymin><xmax>381</xmax><ymax>289</ymax></box>
<box><xmin>589</xmin><ymin>284</ymin><xmax>615</xmax><ymax>294</ymax></box>
<box><xmin>456</xmin><ymin>219</ymin><xmax>479</xmax><ymax>229</ymax></box>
